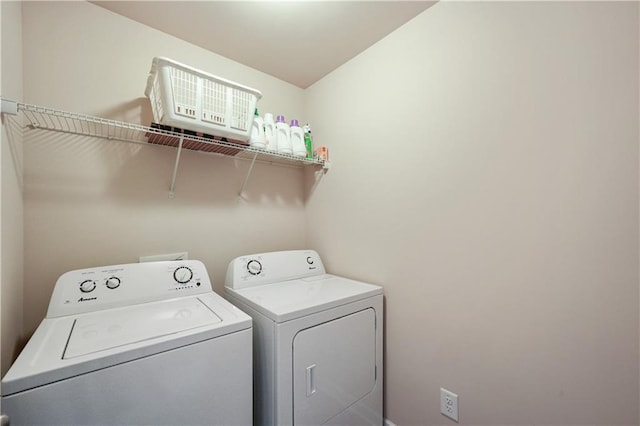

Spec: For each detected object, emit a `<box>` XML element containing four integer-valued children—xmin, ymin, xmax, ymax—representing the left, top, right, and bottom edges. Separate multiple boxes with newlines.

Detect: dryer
<box><xmin>225</xmin><ymin>250</ymin><xmax>383</xmax><ymax>426</ymax></box>
<box><xmin>2</xmin><ymin>260</ymin><xmax>252</xmax><ymax>426</ymax></box>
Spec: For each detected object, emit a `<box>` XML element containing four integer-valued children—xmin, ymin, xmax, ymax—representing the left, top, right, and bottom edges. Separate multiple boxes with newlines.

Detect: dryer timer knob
<box><xmin>247</xmin><ymin>260</ymin><xmax>262</xmax><ymax>275</ymax></box>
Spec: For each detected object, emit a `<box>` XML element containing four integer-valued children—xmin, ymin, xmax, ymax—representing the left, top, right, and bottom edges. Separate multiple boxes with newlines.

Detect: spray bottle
<box><xmin>303</xmin><ymin>124</ymin><xmax>313</xmax><ymax>159</ymax></box>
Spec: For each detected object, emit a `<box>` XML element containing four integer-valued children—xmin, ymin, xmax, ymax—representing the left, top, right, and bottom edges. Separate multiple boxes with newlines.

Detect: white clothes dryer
<box><xmin>2</xmin><ymin>260</ymin><xmax>252</xmax><ymax>426</ymax></box>
<box><xmin>225</xmin><ymin>250</ymin><xmax>383</xmax><ymax>426</ymax></box>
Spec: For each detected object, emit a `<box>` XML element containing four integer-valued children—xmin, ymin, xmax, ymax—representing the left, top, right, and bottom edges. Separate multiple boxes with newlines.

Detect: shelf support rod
<box><xmin>239</xmin><ymin>152</ymin><xmax>259</xmax><ymax>197</ymax></box>
<box><xmin>169</xmin><ymin>135</ymin><xmax>184</xmax><ymax>199</ymax></box>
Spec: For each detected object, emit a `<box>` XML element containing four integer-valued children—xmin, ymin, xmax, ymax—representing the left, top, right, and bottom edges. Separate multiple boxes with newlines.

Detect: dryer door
<box><xmin>293</xmin><ymin>308</ymin><xmax>376</xmax><ymax>425</ymax></box>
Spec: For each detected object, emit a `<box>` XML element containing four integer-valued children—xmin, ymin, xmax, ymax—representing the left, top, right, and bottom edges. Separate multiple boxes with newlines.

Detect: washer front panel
<box><xmin>2</xmin><ymin>329</ymin><xmax>252</xmax><ymax>426</ymax></box>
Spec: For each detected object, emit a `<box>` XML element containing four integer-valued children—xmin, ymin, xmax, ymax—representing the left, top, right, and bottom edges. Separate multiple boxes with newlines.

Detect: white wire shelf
<box><xmin>15</xmin><ymin>102</ymin><xmax>326</xmax><ymax>167</ymax></box>
<box><xmin>2</xmin><ymin>100</ymin><xmax>328</xmax><ymax>198</ymax></box>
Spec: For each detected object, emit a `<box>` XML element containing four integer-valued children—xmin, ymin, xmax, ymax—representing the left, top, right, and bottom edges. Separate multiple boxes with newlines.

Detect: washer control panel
<box><xmin>225</xmin><ymin>250</ymin><xmax>326</xmax><ymax>290</ymax></box>
<box><xmin>48</xmin><ymin>260</ymin><xmax>212</xmax><ymax>318</ymax></box>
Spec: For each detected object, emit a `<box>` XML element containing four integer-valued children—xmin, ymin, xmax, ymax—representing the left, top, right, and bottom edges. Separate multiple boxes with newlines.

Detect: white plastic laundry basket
<box><xmin>145</xmin><ymin>57</ymin><xmax>262</xmax><ymax>141</ymax></box>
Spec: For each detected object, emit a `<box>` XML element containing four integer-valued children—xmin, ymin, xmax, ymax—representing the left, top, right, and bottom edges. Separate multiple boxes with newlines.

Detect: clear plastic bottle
<box><xmin>276</xmin><ymin>115</ymin><xmax>292</xmax><ymax>154</ymax></box>
<box><xmin>263</xmin><ymin>113</ymin><xmax>277</xmax><ymax>152</ymax></box>
<box><xmin>249</xmin><ymin>108</ymin><xmax>265</xmax><ymax>149</ymax></box>
<box><xmin>290</xmin><ymin>119</ymin><xmax>306</xmax><ymax>157</ymax></box>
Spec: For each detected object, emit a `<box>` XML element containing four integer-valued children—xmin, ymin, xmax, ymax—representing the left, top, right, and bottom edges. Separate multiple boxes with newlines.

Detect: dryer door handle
<box><xmin>306</xmin><ymin>364</ymin><xmax>316</xmax><ymax>397</ymax></box>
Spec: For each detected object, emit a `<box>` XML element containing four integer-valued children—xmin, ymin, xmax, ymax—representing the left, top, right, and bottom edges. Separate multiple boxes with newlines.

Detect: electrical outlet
<box><xmin>139</xmin><ymin>252</ymin><xmax>189</xmax><ymax>262</ymax></box>
<box><xmin>440</xmin><ymin>388</ymin><xmax>459</xmax><ymax>422</ymax></box>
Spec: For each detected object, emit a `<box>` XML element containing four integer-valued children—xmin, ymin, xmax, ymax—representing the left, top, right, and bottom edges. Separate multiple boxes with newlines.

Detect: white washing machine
<box><xmin>1</xmin><ymin>260</ymin><xmax>252</xmax><ymax>426</ymax></box>
<box><xmin>225</xmin><ymin>250</ymin><xmax>383</xmax><ymax>426</ymax></box>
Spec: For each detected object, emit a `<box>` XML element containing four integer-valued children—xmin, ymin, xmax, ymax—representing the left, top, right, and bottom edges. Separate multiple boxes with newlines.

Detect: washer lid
<box><xmin>227</xmin><ymin>274</ymin><xmax>382</xmax><ymax>322</ymax></box>
<box><xmin>64</xmin><ymin>297</ymin><xmax>221</xmax><ymax>359</ymax></box>
<box><xmin>1</xmin><ymin>292</ymin><xmax>250</xmax><ymax>396</ymax></box>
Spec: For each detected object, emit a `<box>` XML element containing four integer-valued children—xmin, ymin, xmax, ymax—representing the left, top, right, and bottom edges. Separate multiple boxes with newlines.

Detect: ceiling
<box><xmin>92</xmin><ymin>1</ymin><xmax>436</xmax><ymax>88</ymax></box>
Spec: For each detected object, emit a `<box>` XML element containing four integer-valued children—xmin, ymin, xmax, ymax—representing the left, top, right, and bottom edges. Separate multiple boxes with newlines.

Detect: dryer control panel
<box><xmin>47</xmin><ymin>260</ymin><xmax>213</xmax><ymax>318</ymax></box>
<box><xmin>225</xmin><ymin>250</ymin><xmax>326</xmax><ymax>290</ymax></box>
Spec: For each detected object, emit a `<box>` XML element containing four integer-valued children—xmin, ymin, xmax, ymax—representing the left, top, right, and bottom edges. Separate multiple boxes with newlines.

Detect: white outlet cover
<box><xmin>440</xmin><ymin>388</ymin><xmax>459</xmax><ymax>422</ymax></box>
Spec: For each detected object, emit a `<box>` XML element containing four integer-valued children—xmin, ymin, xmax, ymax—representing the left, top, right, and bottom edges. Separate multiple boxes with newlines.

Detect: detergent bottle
<box><xmin>249</xmin><ymin>108</ymin><xmax>265</xmax><ymax>149</ymax></box>
<box><xmin>263</xmin><ymin>113</ymin><xmax>277</xmax><ymax>152</ymax></box>
<box><xmin>290</xmin><ymin>119</ymin><xmax>306</xmax><ymax>157</ymax></box>
<box><xmin>276</xmin><ymin>115</ymin><xmax>292</xmax><ymax>154</ymax></box>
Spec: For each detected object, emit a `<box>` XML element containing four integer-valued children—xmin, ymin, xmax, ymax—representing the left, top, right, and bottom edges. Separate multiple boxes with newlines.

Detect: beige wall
<box><xmin>1</xmin><ymin>1</ymin><xmax>24</xmax><ymax>377</ymax></box>
<box><xmin>20</xmin><ymin>1</ymin><xmax>309</xmax><ymax>337</ymax></box>
<box><xmin>5</xmin><ymin>1</ymin><xmax>640</xmax><ymax>425</ymax></box>
<box><xmin>305</xmin><ymin>1</ymin><xmax>639</xmax><ymax>425</ymax></box>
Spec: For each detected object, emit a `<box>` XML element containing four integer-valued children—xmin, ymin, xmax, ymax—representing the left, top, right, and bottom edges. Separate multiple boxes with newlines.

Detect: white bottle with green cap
<box><xmin>249</xmin><ymin>108</ymin><xmax>265</xmax><ymax>148</ymax></box>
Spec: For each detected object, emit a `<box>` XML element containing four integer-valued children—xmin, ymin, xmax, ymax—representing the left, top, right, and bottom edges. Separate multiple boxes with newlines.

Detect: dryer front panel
<box><xmin>293</xmin><ymin>308</ymin><xmax>376</xmax><ymax>425</ymax></box>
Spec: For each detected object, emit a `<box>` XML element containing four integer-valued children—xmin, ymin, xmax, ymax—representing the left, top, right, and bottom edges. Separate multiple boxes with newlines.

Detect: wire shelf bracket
<box><xmin>1</xmin><ymin>98</ymin><xmax>18</xmax><ymax>115</ymax></box>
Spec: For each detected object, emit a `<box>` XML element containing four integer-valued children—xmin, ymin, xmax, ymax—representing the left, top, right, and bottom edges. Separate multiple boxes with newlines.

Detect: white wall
<box><xmin>306</xmin><ymin>1</ymin><xmax>639</xmax><ymax>425</ymax></box>
<box><xmin>20</xmin><ymin>1</ymin><xmax>309</xmax><ymax>337</ymax></box>
<box><xmin>1</xmin><ymin>0</ymin><xmax>24</xmax><ymax>377</ymax></box>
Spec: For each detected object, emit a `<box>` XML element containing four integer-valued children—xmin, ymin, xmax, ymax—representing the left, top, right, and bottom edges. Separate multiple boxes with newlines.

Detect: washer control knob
<box><xmin>247</xmin><ymin>259</ymin><xmax>262</xmax><ymax>276</ymax></box>
<box><xmin>173</xmin><ymin>266</ymin><xmax>193</xmax><ymax>284</ymax></box>
<box><xmin>105</xmin><ymin>276</ymin><xmax>121</xmax><ymax>289</ymax></box>
<box><xmin>80</xmin><ymin>279</ymin><xmax>97</xmax><ymax>293</ymax></box>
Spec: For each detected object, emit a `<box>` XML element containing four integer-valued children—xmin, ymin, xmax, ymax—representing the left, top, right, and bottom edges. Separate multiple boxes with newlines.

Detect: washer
<box><xmin>225</xmin><ymin>250</ymin><xmax>383</xmax><ymax>426</ymax></box>
<box><xmin>2</xmin><ymin>260</ymin><xmax>252</xmax><ymax>426</ymax></box>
